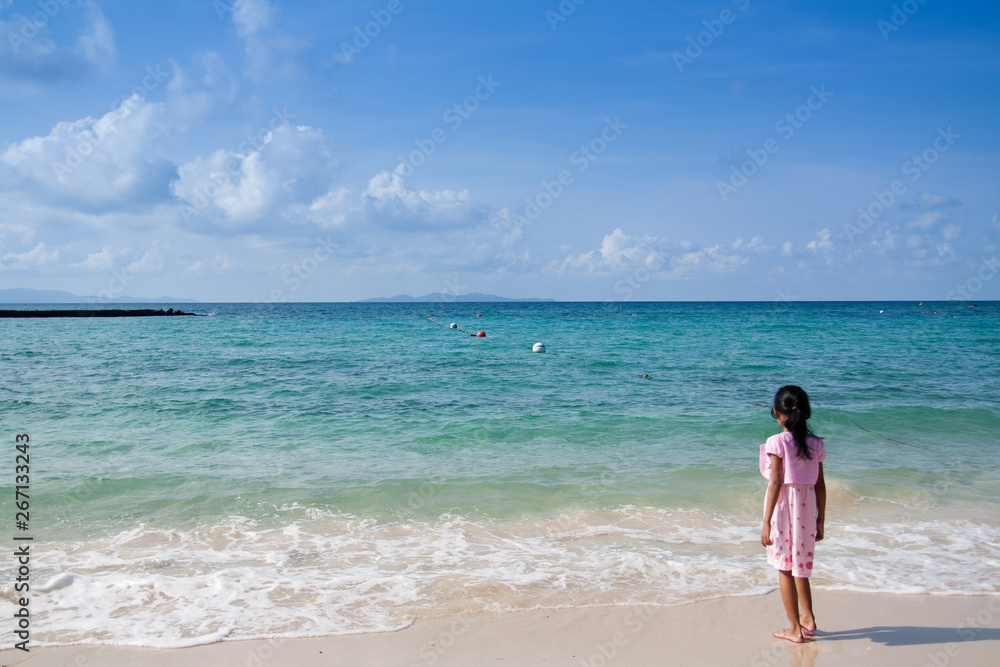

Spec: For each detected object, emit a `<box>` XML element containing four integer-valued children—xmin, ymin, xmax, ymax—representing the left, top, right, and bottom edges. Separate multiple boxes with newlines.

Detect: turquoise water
<box><xmin>1</xmin><ymin>301</ymin><xmax>999</xmax><ymax>645</ymax></box>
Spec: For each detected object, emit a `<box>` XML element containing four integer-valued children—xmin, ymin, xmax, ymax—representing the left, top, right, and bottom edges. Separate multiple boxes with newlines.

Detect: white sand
<box><xmin>3</xmin><ymin>591</ymin><xmax>999</xmax><ymax>666</ymax></box>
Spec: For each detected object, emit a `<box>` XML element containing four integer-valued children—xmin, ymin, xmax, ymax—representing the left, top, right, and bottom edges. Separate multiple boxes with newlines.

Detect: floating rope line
<box><xmin>751</xmin><ymin>404</ymin><xmax>923</xmax><ymax>448</ymax></box>
<box><xmin>426</xmin><ymin>315</ymin><xmax>755</xmax><ymax>394</ymax></box>
<box><xmin>848</xmin><ymin>419</ymin><xmax>923</xmax><ymax>449</ymax></box>
<box><xmin>426</xmin><ymin>318</ymin><xmax>926</xmax><ymax>447</ymax></box>
<box><xmin>425</xmin><ymin>315</ymin><xmax>646</xmax><ymax>376</ymax></box>
<box><xmin>426</xmin><ymin>316</ymin><xmax>479</xmax><ymax>337</ymax></box>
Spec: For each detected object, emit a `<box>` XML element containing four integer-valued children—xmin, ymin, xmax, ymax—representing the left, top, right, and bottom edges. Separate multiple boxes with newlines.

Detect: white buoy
<box><xmin>532</xmin><ymin>342</ymin><xmax>546</xmax><ymax>353</ymax></box>
<box><xmin>449</xmin><ymin>323</ymin><xmax>457</xmax><ymax>329</ymax></box>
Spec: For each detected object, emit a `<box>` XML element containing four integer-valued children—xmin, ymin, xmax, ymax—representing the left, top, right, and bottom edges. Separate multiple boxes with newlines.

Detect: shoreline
<box><xmin>4</xmin><ymin>590</ymin><xmax>998</xmax><ymax>666</ymax></box>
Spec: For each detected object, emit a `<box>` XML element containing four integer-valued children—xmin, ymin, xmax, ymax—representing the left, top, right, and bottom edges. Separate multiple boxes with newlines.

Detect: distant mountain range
<box><xmin>359</xmin><ymin>292</ymin><xmax>554</xmax><ymax>303</ymax></box>
<box><xmin>0</xmin><ymin>288</ymin><xmax>198</xmax><ymax>304</ymax></box>
<box><xmin>0</xmin><ymin>288</ymin><xmax>549</xmax><ymax>304</ymax></box>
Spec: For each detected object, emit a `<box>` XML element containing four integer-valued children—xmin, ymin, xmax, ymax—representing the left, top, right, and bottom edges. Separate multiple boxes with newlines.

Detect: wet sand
<box><xmin>3</xmin><ymin>590</ymin><xmax>998</xmax><ymax>666</ymax></box>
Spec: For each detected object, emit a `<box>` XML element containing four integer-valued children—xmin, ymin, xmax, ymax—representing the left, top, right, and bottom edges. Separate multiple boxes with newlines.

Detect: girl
<box><xmin>759</xmin><ymin>385</ymin><xmax>826</xmax><ymax>643</ymax></box>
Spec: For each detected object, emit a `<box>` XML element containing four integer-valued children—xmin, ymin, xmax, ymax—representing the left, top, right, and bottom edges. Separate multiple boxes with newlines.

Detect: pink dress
<box><xmin>759</xmin><ymin>431</ymin><xmax>825</xmax><ymax>577</ymax></box>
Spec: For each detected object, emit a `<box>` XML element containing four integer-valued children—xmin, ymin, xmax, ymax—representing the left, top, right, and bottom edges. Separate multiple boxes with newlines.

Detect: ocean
<box><xmin>1</xmin><ymin>301</ymin><xmax>998</xmax><ymax>647</ymax></box>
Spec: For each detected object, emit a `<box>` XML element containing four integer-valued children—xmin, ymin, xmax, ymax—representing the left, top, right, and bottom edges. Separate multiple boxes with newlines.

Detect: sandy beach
<box><xmin>3</xmin><ymin>590</ymin><xmax>998</xmax><ymax>666</ymax></box>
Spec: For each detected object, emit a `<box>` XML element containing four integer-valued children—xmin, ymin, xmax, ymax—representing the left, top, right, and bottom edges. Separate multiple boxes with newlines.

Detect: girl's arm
<box><xmin>815</xmin><ymin>462</ymin><xmax>826</xmax><ymax>541</ymax></box>
<box><xmin>761</xmin><ymin>454</ymin><xmax>783</xmax><ymax>546</ymax></box>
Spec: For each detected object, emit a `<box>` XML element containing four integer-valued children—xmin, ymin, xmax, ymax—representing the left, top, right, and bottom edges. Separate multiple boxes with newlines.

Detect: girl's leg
<box><xmin>774</xmin><ymin>569</ymin><xmax>804</xmax><ymax>642</ymax></box>
<box><xmin>794</xmin><ymin>576</ymin><xmax>816</xmax><ymax>633</ymax></box>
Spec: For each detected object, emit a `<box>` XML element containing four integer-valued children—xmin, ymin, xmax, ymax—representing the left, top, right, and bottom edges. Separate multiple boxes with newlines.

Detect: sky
<box><xmin>0</xmin><ymin>0</ymin><xmax>998</xmax><ymax>302</ymax></box>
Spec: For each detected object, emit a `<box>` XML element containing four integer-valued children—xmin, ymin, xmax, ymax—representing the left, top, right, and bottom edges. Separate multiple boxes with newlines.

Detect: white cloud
<box><xmin>78</xmin><ymin>2</ymin><xmax>116</xmax><ymax>68</ymax></box>
<box><xmin>915</xmin><ymin>192</ymin><xmax>959</xmax><ymax>208</ymax></box>
<box><xmin>781</xmin><ymin>241</ymin><xmax>793</xmax><ymax>256</ymax></box>
<box><xmin>897</xmin><ymin>231</ymin><xmax>957</xmax><ymax>265</ymax></box>
<box><xmin>232</xmin><ymin>0</ymin><xmax>274</xmax><ymax>38</ymax></box>
<box><xmin>909</xmin><ymin>211</ymin><xmax>946</xmax><ymax>230</ymax></box>
<box><xmin>212</xmin><ymin>254</ymin><xmax>235</xmax><ymax>272</ymax></box>
<box><xmin>600</xmin><ymin>227</ymin><xmax>648</xmax><ymax>267</ymax></box>
<box><xmin>126</xmin><ymin>241</ymin><xmax>169</xmax><ymax>274</ymax></box>
<box><xmin>0</xmin><ymin>94</ymin><xmax>173</xmax><ymax>207</ymax></box>
<box><xmin>489</xmin><ymin>208</ymin><xmax>524</xmax><ymax>247</ymax></box>
<box><xmin>307</xmin><ymin>187</ymin><xmax>353</xmax><ymax>228</ymax></box>
<box><xmin>0</xmin><ymin>237</ymin><xmax>183</xmax><ymax>278</ymax></box>
<box><xmin>0</xmin><ymin>70</ymin><xmax>492</xmax><ymax>270</ymax></box>
<box><xmin>164</xmin><ymin>54</ymin><xmax>239</xmax><ymax>128</ymax></box>
<box><xmin>544</xmin><ymin>229</ymin><xmax>748</xmax><ymax>279</ymax></box>
<box><xmin>871</xmin><ymin>230</ymin><xmax>896</xmax><ymax>254</ymax></box>
<box><xmin>171</xmin><ymin>123</ymin><xmax>338</xmax><ymax>230</ymax></box>
<box><xmin>0</xmin><ymin>223</ymin><xmax>33</xmax><ymax>245</ymax></box>
<box><xmin>546</xmin><ymin>250</ymin><xmax>600</xmax><ymax>274</ymax></box>
<box><xmin>1</xmin><ymin>242</ymin><xmax>59</xmax><ymax>269</ymax></box>
<box><xmin>733</xmin><ymin>236</ymin><xmax>764</xmax><ymax>252</ymax></box>
<box><xmin>362</xmin><ymin>163</ymin><xmax>486</xmax><ymax>230</ymax></box>
<box><xmin>177</xmin><ymin>251</ymin><xmax>238</xmax><ymax>278</ymax></box>
<box><xmin>806</xmin><ymin>228</ymin><xmax>833</xmax><ymax>263</ymax></box>
<box><xmin>0</xmin><ymin>2</ymin><xmax>116</xmax><ymax>81</ymax></box>
<box><xmin>228</xmin><ymin>0</ymin><xmax>303</xmax><ymax>80</ymax></box>
<box><xmin>935</xmin><ymin>243</ymin><xmax>955</xmax><ymax>260</ymax></box>
<box><xmin>364</xmin><ymin>165</ymin><xmax>408</xmax><ymax>200</ymax></box>
<box><xmin>75</xmin><ymin>245</ymin><xmax>130</xmax><ymax>271</ymax></box>
<box><xmin>1</xmin><ymin>56</ymin><xmax>233</xmax><ymax>202</ymax></box>
<box><xmin>666</xmin><ymin>244</ymin><xmax>747</xmax><ymax>278</ymax></box>
<box><xmin>170</xmin><ymin>136</ymin><xmax>485</xmax><ymax>240</ymax></box>
<box><xmin>173</xmin><ymin>148</ymin><xmax>271</xmax><ymax>223</ymax></box>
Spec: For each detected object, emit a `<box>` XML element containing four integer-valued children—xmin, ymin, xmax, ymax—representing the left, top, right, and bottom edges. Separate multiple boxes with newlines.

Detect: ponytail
<box><xmin>774</xmin><ymin>385</ymin><xmax>815</xmax><ymax>460</ymax></box>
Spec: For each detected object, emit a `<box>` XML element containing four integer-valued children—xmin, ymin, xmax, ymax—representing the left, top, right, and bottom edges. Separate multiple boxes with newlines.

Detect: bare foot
<box><xmin>773</xmin><ymin>629</ymin><xmax>805</xmax><ymax>643</ymax></box>
<box><xmin>799</xmin><ymin>614</ymin><xmax>817</xmax><ymax>636</ymax></box>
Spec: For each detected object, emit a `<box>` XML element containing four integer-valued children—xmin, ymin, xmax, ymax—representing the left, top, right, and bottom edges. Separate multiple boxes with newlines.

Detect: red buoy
<box><xmin>476</xmin><ymin>313</ymin><xmax>483</xmax><ymax>317</ymax></box>
<box><xmin>476</xmin><ymin>331</ymin><xmax>486</xmax><ymax>337</ymax></box>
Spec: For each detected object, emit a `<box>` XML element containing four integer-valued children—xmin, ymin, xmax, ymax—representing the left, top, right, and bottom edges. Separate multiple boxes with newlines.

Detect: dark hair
<box><xmin>773</xmin><ymin>385</ymin><xmax>815</xmax><ymax>460</ymax></box>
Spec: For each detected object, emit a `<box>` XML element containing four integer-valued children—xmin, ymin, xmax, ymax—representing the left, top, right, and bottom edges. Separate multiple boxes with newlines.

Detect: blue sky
<box><xmin>1</xmin><ymin>0</ymin><xmax>998</xmax><ymax>301</ymax></box>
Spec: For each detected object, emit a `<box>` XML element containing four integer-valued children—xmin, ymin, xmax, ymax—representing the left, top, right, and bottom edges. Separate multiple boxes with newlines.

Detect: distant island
<box><xmin>359</xmin><ymin>292</ymin><xmax>555</xmax><ymax>303</ymax></box>
<box><xmin>0</xmin><ymin>288</ymin><xmax>198</xmax><ymax>304</ymax></box>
